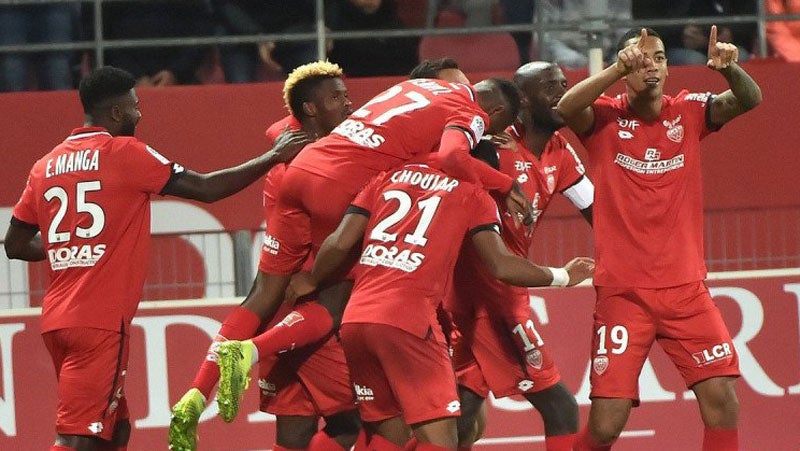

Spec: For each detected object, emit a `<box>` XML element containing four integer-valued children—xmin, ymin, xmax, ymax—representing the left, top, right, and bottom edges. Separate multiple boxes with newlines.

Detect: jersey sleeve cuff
<box><xmin>346</xmin><ymin>205</ymin><xmax>371</xmax><ymax>217</ymax></box>
<box><xmin>10</xmin><ymin>216</ymin><xmax>39</xmax><ymax>231</ymax></box>
<box><xmin>158</xmin><ymin>163</ymin><xmax>187</xmax><ymax>195</ymax></box>
<box><xmin>468</xmin><ymin>222</ymin><xmax>501</xmax><ymax>236</ymax></box>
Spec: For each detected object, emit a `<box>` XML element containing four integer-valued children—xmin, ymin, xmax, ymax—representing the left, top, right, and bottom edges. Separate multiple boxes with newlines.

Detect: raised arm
<box><xmin>705</xmin><ymin>25</ymin><xmax>762</xmax><ymax>127</ymax></box>
<box><xmin>557</xmin><ymin>28</ymin><xmax>651</xmax><ymax>135</ymax></box>
<box><xmin>471</xmin><ymin>229</ymin><xmax>594</xmax><ymax>287</ymax></box>
<box><xmin>161</xmin><ymin>129</ymin><xmax>310</xmax><ymax>203</ymax></box>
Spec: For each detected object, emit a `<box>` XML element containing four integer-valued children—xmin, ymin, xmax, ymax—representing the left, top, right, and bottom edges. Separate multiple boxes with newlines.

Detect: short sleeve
<box><xmin>11</xmin><ymin>176</ymin><xmax>38</xmax><ymax>227</ymax></box>
<box><xmin>349</xmin><ymin>172</ymin><xmax>386</xmax><ymax>215</ymax></box>
<box><xmin>675</xmin><ymin>91</ymin><xmax>718</xmax><ymax>139</ymax></box>
<box><xmin>555</xmin><ymin>138</ymin><xmax>587</xmax><ymax>192</ymax></box>
<box><xmin>467</xmin><ymin>187</ymin><xmax>502</xmax><ymax>234</ymax></box>
<box><xmin>123</xmin><ymin>140</ymin><xmax>181</xmax><ymax>194</ymax></box>
<box><xmin>444</xmin><ymin>89</ymin><xmax>489</xmax><ymax>148</ymax></box>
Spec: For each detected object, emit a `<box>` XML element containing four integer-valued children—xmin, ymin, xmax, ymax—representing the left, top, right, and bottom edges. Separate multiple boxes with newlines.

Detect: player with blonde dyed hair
<box><xmin>169</xmin><ymin>60</ymin><xmax>356</xmax><ymax>451</ymax></box>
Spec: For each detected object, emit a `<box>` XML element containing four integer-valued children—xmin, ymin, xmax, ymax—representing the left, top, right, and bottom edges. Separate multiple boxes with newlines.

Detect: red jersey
<box><xmin>290</xmin><ymin>79</ymin><xmax>490</xmax><ymax>193</ymax></box>
<box><xmin>581</xmin><ymin>91</ymin><xmax>716</xmax><ymax>288</ymax></box>
<box><xmin>11</xmin><ymin>127</ymin><xmax>179</xmax><ymax>332</ymax></box>
<box><xmin>447</xmin><ymin>127</ymin><xmax>590</xmax><ymax>318</ymax></box>
<box><xmin>261</xmin><ymin>115</ymin><xmax>300</xmax><ymax>220</ymax></box>
<box><xmin>342</xmin><ymin>164</ymin><xmax>501</xmax><ymax>341</ymax></box>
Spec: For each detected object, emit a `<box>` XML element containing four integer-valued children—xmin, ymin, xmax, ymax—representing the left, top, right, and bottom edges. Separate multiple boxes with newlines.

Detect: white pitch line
<box><xmin>474</xmin><ymin>429</ymin><xmax>655</xmax><ymax>446</ymax></box>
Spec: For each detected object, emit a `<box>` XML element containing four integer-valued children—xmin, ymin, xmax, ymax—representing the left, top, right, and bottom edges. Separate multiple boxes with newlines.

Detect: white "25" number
<box><xmin>44</xmin><ymin>181</ymin><xmax>106</xmax><ymax>243</ymax></box>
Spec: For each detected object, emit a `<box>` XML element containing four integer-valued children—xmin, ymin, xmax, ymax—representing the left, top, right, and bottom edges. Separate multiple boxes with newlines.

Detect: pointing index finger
<box><xmin>708</xmin><ymin>25</ymin><xmax>718</xmax><ymax>54</ymax></box>
<box><xmin>638</xmin><ymin>28</ymin><xmax>648</xmax><ymax>48</ymax></box>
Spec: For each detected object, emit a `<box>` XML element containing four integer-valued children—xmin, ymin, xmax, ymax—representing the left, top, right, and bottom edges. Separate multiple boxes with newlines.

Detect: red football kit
<box><xmin>255</xmin><ymin>115</ymin><xmax>355</xmax><ymax>417</ymax></box>
<box><xmin>447</xmin><ymin>126</ymin><xmax>592</xmax><ymax>398</ymax></box>
<box><xmin>581</xmin><ymin>92</ymin><xmax>739</xmax><ymax>403</ymax></box>
<box><xmin>340</xmin><ymin>164</ymin><xmax>501</xmax><ymax>424</ymax></box>
<box><xmin>260</xmin><ymin>79</ymin><xmax>514</xmax><ymax>276</ymax></box>
<box><xmin>12</xmin><ymin>127</ymin><xmax>180</xmax><ymax>439</ymax></box>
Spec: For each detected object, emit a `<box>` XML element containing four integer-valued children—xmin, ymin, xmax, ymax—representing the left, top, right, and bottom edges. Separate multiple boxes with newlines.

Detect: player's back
<box><xmin>19</xmin><ymin>128</ymin><xmax>174</xmax><ymax>332</ymax></box>
<box><xmin>343</xmin><ymin>163</ymin><xmax>500</xmax><ymax>340</ymax></box>
<box><xmin>290</xmin><ymin>79</ymin><xmax>488</xmax><ymax>192</ymax></box>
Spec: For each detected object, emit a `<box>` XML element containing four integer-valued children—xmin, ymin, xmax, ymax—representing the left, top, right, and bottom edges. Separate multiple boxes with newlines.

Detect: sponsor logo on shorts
<box><xmin>526</xmin><ymin>349</ymin><xmax>543</xmax><ymax>370</ymax></box>
<box><xmin>262</xmin><ymin>234</ymin><xmax>280</xmax><ymax>255</ymax></box>
<box><xmin>446</xmin><ymin>400</ymin><xmax>461</xmax><ymax>413</ymax></box>
<box><xmin>593</xmin><ymin>355</ymin><xmax>609</xmax><ymax>375</ymax></box>
<box><xmin>258</xmin><ymin>378</ymin><xmax>277</xmax><ymax>397</ymax></box>
<box><xmin>354</xmin><ymin>384</ymin><xmax>374</xmax><ymax>401</ymax></box>
<box><xmin>517</xmin><ymin>380</ymin><xmax>534</xmax><ymax>391</ymax></box>
<box><xmin>88</xmin><ymin>421</ymin><xmax>104</xmax><ymax>434</ymax></box>
<box><xmin>48</xmin><ymin>244</ymin><xmax>106</xmax><ymax>271</ymax></box>
<box><xmin>692</xmin><ymin>343</ymin><xmax>734</xmax><ymax>366</ymax></box>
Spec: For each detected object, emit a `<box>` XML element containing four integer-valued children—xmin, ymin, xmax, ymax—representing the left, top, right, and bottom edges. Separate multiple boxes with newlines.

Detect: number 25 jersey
<box><xmin>12</xmin><ymin>127</ymin><xmax>180</xmax><ymax>332</ymax></box>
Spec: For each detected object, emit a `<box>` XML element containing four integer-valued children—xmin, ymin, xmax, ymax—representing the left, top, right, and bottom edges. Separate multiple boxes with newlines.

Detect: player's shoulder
<box><xmin>265</xmin><ymin>115</ymin><xmax>300</xmax><ymax>140</ymax></box>
<box><xmin>595</xmin><ymin>94</ymin><xmax>623</xmax><ymax>109</ymax></box>
<box><xmin>671</xmin><ymin>89</ymin><xmax>714</xmax><ymax>107</ymax></box>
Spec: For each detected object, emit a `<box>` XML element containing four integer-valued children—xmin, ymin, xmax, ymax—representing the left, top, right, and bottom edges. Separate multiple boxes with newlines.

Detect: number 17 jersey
<box><xmin>342</xmin><ymin>164</ymin><xmax>501</xmax><ymax>342</ymax></box>
<box><xmin>11</xmin><ymin>127</ymin><xmax>180</xmax><ymax>333</ymax></box>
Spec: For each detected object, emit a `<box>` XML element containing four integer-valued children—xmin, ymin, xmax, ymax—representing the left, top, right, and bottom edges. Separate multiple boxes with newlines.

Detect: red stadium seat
<box><xmin>419</xmin><ymin>32</ymin><xmax>521</xmax><ymax>73</ymax></box>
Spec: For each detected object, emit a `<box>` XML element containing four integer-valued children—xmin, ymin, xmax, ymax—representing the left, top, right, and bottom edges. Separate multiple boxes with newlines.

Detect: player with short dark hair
<box><xmin>410</xmin><ymin>57</ymin><xmax>470</xmax><ymax>84</ymax></box>
<box><xmin>268</xmin><ymin>161</ymin><xmax>594</xmax><ymax>450</ymax></box>
<box><xmin>557</xmin><ymin>27</ymin><xmax>762</xmax><ymax>450</ymax></box>
<box><xmin>448</xmin><ymin>61</ymin><xmax>595</xmax><ymax>451</ymax></box>
<box><xmin>4</xmin><ymin>66</ymin><xmax>308</xmax><ymax>451</ymax></box>
<box><xmin>169</xmin><ymin>61</ymin><xmax>361</xmax><ymax>451</ymax></box>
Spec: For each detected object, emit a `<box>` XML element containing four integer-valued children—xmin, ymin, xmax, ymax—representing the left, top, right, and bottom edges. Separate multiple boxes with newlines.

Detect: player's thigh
<box><xmin>471</xmin><ymin>314</ymin><xmax>560</xmax><ymax>398</ymax></box>
<box><xmin>656</xmin><ymin>282</ymin><xmax>740</xmax><ymax>388</ymax></box>
<box><xmin>590</xmin><ymin>286</ymin><xmax>656</xmax><ymax>403</ymax></box>
<box><xmin>42</xmin><ymin>327</ymin><xmax>130</xmax><ymax>442</ymax></box>
<box><xmin>275</xmin><ymin>415</ymin><xmax>319</xmax><ymax>448</ymax></box>
<box><xmin>294</xmin><ymin>334</ymin><xmax>357</xmax><ymax>417</ymax></box>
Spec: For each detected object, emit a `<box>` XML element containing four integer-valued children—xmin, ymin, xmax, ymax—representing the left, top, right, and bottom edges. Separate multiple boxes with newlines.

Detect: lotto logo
<box><xmin>88</xmin><ymin>422</ymin><xmax>104</xmax><ymax>434</ymax></box>
<box><xmin>517</xmin><ymin>380</ymin><xmax>534</xmax><ymax>391</ymax></box>
<box><xmin>258</xmin><ymin>378</ymin><xmax>277</xmax><ymax>397</ymax></box>
<box><xmin>354</xmin><ymin>384</ymin><xmax>375</xmax><ymax>401</ymax></box>
<box><xmin>446</xmin><ymin>400</ymin><xmax>461</xmax><ymax>413</ymax></box>
<box><xmin>692</xmin><ymin>343</ymin><xmax>734</xmax><ymax>366</ymax></box>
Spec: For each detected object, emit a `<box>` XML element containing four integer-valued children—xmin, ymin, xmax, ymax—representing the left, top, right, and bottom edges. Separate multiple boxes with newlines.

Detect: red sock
<box><xmin>308</xmin><ymin>430</ymin><xmax>346</xmax><ymax>450</ymax></box>
<box><xmin>573</xmin><ymin>427</ymin><xmax>611</xmax><ymax>451</ymax></box>
<box><xmin>368</xmin><ymin>434</ymin><xmax>404</xmax><ymax>451</ymax></box>
<box><xmin>415</xmin><ymin>443</ymin><xmax>454</xmax><ymax>451</ymax></box>
<box><xmin>353</xmin><ymin>429</ymin><xmax>369</xmax><ymax>450</ymax></box>
<box><xmin>545</xmin><ymin>433</ymin><xmax>577</xmax><ymax>451</ymax></box>
<box><xmin>251</xmin><ymin>302</ymin><xmax>334</xmax><ymax>361</ymax></box>
<box><xmin>403</xmin><ymin>437</ymin><xmax>418</xmax><ymax>450</ymax></box>
<box><xmin>273</xmin><ymin>446</ymin><xmax>305</xmax><ymax>451</ymax></box>
<box><xmin>50</xmin><ymin>446</ymin><xmax>76</xmax><ymax>451</ymax></box>
<box><xmin>191</xmin><ymin>306</ymin><xmax>262</xmax><ymax>399</ymax></box>
<box><xmin>703</xmin><ymin>427</ymin><xmax>738</xmax><ymax>451</ymax></box>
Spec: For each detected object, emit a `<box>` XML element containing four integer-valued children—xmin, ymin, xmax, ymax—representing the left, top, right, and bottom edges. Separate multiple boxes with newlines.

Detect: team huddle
<box><xmin>5</xmin><ymin>26</ymin><xmax>761</xmax><ymax>451</ymax></box>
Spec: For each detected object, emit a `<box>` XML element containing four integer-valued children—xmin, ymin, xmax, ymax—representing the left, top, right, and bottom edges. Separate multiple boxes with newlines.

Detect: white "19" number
<box><xmin>596</xmin><ymin>325</ymin><xmax>628</xmax><ymax>355</ymax></box>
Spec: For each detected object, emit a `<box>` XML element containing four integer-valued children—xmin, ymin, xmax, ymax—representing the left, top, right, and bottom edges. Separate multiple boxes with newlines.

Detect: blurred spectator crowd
<box><xmin>1</xmin><ymin>0</ymin><xmax>798</xmax><ymax>93</ymax></box>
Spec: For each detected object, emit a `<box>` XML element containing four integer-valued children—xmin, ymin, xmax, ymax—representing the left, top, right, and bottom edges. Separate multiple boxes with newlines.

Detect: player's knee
<box><xmin>526</xmin><ymin>383</ymin><xmax>579</xmax><ymax>434</ymax></box>
<box><xmin>323</xmin><ymin>409</ymin><xmax>362</xmax><ymax>438</ymax></box>
<box><xmin>589</xmin><ymin>418</ymin><xmax>625</xmax><ymax>445</ymax></box>
<box><xmin>695</xmin><ymin>378</ymin><xmax>740</xmax><ymax>427</ymax></box>
<box><xmin>276</xmin><ymin>417</ymin><xmax>318</xmax><ymax>448</ymax></box>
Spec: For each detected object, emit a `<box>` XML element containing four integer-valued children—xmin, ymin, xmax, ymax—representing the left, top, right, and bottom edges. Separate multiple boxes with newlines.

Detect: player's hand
<box><xmin>505</xmin><ymin>181</ymin><xmax>534</xmax><ymax>232</ymax></box>
<box><xmin>270</xmin><ymin>126</ymin><xmax>312</xmax><ymax>163</ymax></box>
<box><xmin>258</xmin><ymin>41</ymin><xmax>283</xmax><ymax>73</ymax></box>
<box><xmin>285</xmin><ymin>272</ymin><xmax>317</xmax><ymax>304</ymax></box>
<box><xmin>489</xmin><ymin>131</ymin><xmax>516</xmax><ymax>150</ymax></box>
<box><xmin>615</xmin><ymin>28</ymin><xmax>652</xmax><ymax>76</ymax></box>
<box><xmin>706</xmin><ymin>25</ymin><xmax>739</xmax><ymax>70</ymax></box>
<box><xmin>563</xmin><ymin>257</ymin><xmax>595</xmax><ymax>286</ymax></box>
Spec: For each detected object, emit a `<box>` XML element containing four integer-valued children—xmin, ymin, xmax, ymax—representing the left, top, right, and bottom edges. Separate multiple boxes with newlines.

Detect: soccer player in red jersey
<box><xmin>3</xmin><ymin>66</ymin><xmax>309</xmax><ymax>451</ymax></box>
<box><xmin>169</xmin><ymin>61</ymin><xmax>362</xmax><ymax>451</ymax></box>
<box><xmin>446</xmin><ymin>61</ymin><xmax>594</xmax><ymax>451</ymax></box>
<box><xmin>409</xmin><ymin>57</ymin><xmax>471</xmax><ymax>85</ymax></box>
<box><xmin>556</xmin><ymin>27</ymin><xmax>762</xmax><ymax>450</ymax></box>
<box><xmin>211</xmin><ymin>77</ymin><xmax>533</xmax><ymax>421</ymax></box>
<box><xmin>282</xmin><ymin>162</ymin><xmax>594</xmax><ymax>450</ymax></box>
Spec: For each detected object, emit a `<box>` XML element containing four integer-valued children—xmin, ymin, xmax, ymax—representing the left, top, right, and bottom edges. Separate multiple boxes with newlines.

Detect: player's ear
<box><xmin>109</xmin><ymin>104</ymin><xmax>123</xmax><ymax>123</ymax></box>
<box><xmin>302</xmin><ymin>101</ymin><xmax>317</xmax><ymax>118</ymax></box>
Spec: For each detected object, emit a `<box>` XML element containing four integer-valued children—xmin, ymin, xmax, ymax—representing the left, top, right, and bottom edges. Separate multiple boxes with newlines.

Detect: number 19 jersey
<box><xmin>342</xmin><ymin>164</ymin><xmax>501</xmax><ymax>342</ymax></box>
<box><xmin>12</xmin><ymin>127</ymin><xmax>180</xmax><ymax>332</ymax></box>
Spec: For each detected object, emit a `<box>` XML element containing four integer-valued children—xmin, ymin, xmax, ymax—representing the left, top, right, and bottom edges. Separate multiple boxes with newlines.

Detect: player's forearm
<box><xmin>489</xmin><ymin>255</ymin><xmax>554</xmax><ymax>287</ymax></box>
<box><xmin>719</xmin><ymin>63</ymin><xmax>762</xmax><ymax>111</ymax></box>
<box><xmin>557</xmin><ymin>65</ymin><xmax>622</xmax><ymax>119</ymax></box>
<box><xmin>192</xmin><ymin>151</ymin><xmax>281</xmax><ymax>203</ymax></box>
<box><xmin>311</xmin><ymin>236</ymin><xmax>353</xmax><ymax>288</ymax></box>
<box><xmin>4</xmin><ymin>226</ymin><xmax>46</xmax><ymax>261</ymax></box>
<box><xmin>438</xmin><ymin>130</ymin><xmax>513</xmax><ymax>193</ymax></box>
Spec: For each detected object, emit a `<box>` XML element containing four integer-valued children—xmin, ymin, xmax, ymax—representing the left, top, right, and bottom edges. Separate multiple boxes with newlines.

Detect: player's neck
<box><xmin>84</xmin><ymin>116</ymin><xmax>116</xmax><ymax>135</ymax></box>
<box><xmin>521</xmin><ymin>118</ymin><xmax>552</xmax><ymax>158</ymax></box>
<box><xmin>627</xmin><ymin>89</ymin><xmax>663</xmax><ymax>122</ymax></box>
<box><xmin>300</xmin><ymin>120</ymin><xmax>325</xmax><ymax>141</ymax></box>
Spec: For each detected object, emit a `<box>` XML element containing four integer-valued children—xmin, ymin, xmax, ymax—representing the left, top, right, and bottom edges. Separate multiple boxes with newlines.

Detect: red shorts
<box><xmin>590</xmin><ymin>282</ymin><xmax>740</xmax><ymax>404</ymax></box>
<box><xmin>260</xmin><ymin>167</ymin><xmax>361</xmax><ymax>275</ymax></box>
<box><xmin>42</xmin><ymin>327</ymin><xmax>130</xmax><ymax>441</ymax></box>
<box><xmin>340</xmin><ymin>322</ymin><xmax>461</xmax><ymax>425</ymax></box>
<box><xmin>453</xmin><ymin>307</ymin><xmax>560</xmax><ymax>399</ymax></box>
<box><xmin>258</xmin><ymin>333</ymin><xmax>356</xmax><ymax>417</ymax></box>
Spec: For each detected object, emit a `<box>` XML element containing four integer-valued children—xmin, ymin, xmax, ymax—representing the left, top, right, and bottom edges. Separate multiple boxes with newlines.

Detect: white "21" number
<box><xmin>370</xmin><ymin>190</ymin><xmax>441</xmax><ymax>247</ymax></box>
<box><xmin>44</xmin><ymin>181</ymin><xmax>106</xmax><ymax>243</ymax></box>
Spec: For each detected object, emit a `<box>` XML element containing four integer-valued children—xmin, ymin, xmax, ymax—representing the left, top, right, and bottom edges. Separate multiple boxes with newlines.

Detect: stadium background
<box><xmin>1</xmin><ymin>2</ymin><xmax>799</xmax><ymax>448</ymax></box>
